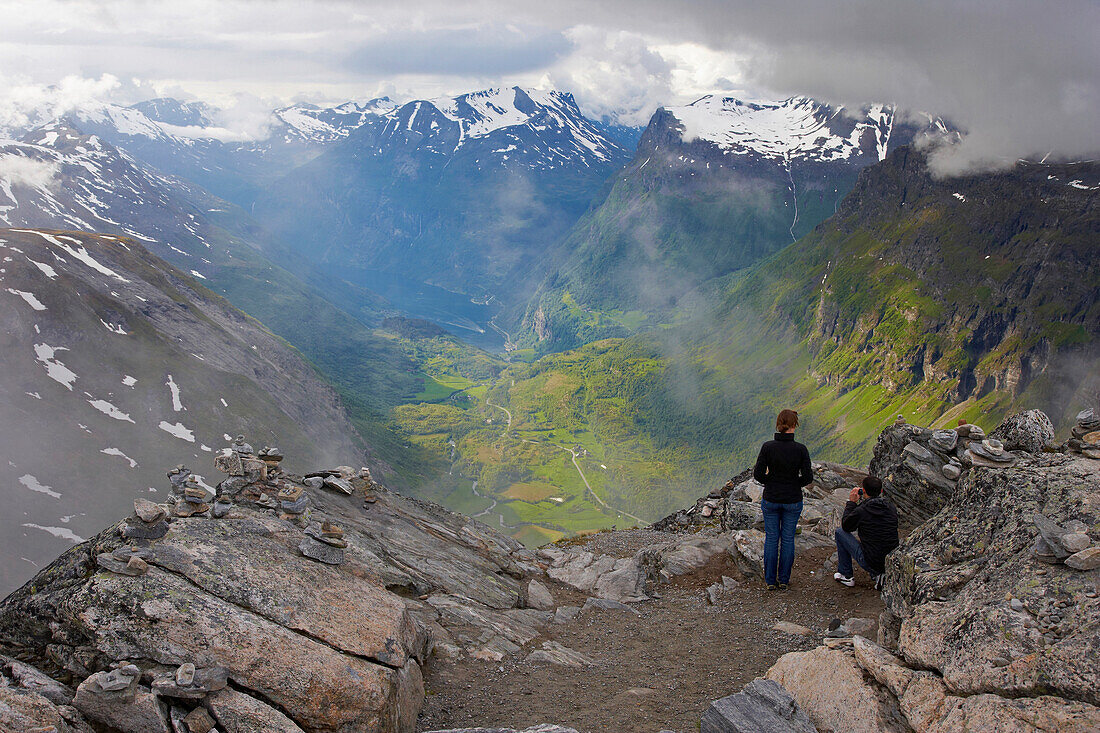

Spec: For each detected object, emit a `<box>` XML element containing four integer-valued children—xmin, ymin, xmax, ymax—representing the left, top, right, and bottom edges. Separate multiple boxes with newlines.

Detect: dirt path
<box><xmin>417</xmin><ymin>543</ymin><xmax>883</xmax><ymax>733</ymax></box>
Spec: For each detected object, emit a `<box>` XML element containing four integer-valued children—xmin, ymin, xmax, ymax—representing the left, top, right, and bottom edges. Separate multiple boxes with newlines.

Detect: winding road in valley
<box><xmin>487</xmin><ymin>395</ymin><xmax>647</xmax><ymax>527</ymax></box>
<box><xmin>470</xmin><ymin>481</ymin><xmax>510</xmax><ymax>528</ymax></box>
<box><xmin>468</xmin><ymin>398</ymin><xmax>514</xmax><ymax>529</ymax></box>
<box><xmin>553</xmin><ymin>443</ymin><xmax>647</xmax><ymax>527</ymax></box>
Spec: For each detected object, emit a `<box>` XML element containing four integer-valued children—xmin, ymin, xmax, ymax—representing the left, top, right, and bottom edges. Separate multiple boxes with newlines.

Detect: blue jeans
<box><xmin>835</xmin><ymin>528</ymin><xmax>874</xmax><ymax>577</ymax></box>
<box><xmin>762</xmin><ymin>499</ymin><xmax>802</xmax><ymax>585</ymax></box>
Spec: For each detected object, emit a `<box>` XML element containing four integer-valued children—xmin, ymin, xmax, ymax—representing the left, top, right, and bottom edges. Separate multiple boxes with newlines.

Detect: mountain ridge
<box><xmin>0</xmin><ymin>226</ymin><xmax>368</xmax><ymax>594</ymax></box>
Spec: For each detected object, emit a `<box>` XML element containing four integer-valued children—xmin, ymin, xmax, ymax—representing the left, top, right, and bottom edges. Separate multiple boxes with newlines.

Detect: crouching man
<box><xmin>834</xmin><ymin>476</ymin><xmax>899</xmax><ymax>587</ymax></box>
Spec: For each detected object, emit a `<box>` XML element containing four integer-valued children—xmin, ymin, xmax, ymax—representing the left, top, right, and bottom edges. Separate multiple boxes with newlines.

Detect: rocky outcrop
<box><xmin>422</xmin><ymin>721</ymin><xmax>580</xmax><ymax>726</ymax></box>
<box><xmin>744</xmin><ymin>412</ymin><xmax>1100</xmax><ymax>732</ymax></box>
<box><xmin>866</xmin><ymin>412</ymin><xmax>1048</xmax><ymax>526</ymax></box>
<box><xmin>878</xmin><ymin>452</ymin><xmax>1100</xmax><ymax>707</ymax></box>
<box><xmin>652</xmin><ymin>463</ymin><xmax>863</xmax><ymax>533</ymax></box>
<box><xmin>0</xmin><ymin>443</ymin><xmax>548</xmax><ymax>733</ymax></box>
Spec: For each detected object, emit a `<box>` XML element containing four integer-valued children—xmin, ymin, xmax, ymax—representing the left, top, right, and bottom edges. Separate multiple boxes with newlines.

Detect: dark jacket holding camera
<box><xmin>841</xmin><ymin>496</ymin><xmax>900</xmax><ymax>575</ymax></box>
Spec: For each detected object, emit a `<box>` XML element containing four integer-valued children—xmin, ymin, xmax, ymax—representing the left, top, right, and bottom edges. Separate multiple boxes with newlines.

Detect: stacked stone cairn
<box><xmin>299</xmin><ymin>519</ymin><xmax>347</xmax><ymax>565</ymax></box>
<box><xmin>175</xmin><ymin>475</ymin><xmax>214</xmax><ymax>518</ymax></box>
<box><xmin>72</xmin><ymin>656</ymin><xmax>229</xmax><ymax>732</ymax></box>
<box><xmin>97</xmin><ymin>498</ymin><xmax>163</xmax><ymax>576</ymax></box>
<box><xmin>1069</xmin><ymin>408</ymin><xmax>1100</xmax><ymax>459</ymax></box>
<box><xmin>119</xmin><ymin>495</ymin><xmax>170</xmax><ymax>542</ymax></box>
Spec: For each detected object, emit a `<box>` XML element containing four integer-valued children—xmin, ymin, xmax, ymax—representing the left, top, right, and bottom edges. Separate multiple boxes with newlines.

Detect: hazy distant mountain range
<box><xmin>1</xmin><ymin>84</ymin><xmax>1095</xmax><ymax>582</ymax></box>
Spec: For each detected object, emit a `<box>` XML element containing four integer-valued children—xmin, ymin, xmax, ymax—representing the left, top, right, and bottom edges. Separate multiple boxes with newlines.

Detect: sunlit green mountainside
<box><xmin>522</xmin><ymin>97</ymin><xmax>950</xmax><ymax>351</ymax></box>
<box><xmin>388</xmin><ymin>148</ymin><xmax>1099</xmax><ymax>534</ymax></box>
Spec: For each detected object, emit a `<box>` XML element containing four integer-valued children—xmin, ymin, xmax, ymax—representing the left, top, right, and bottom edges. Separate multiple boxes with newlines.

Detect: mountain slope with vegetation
<box><xmin>523</xmin><ymin>98</ymin><xmax>949</xmax><ymax>351</ymax></box>
<box><xmin>397</xmin><ymin>148</ymin><xmax>1099</xmax><ymax>530</ymax></box>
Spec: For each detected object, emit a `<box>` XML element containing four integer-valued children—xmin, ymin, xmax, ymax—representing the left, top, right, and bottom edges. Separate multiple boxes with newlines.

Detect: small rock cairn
<box><xmin>1069</xmin><ymin>408</ymin><xmax>1100</xmax><ymax>459</ymax></box>
<box><xmin>96</xmin><ymin>434</ymin><xmax>383</xmax><ymax>583</ymax></box>
<box><xmin>76</xmin><ymin>436</ymin><xmax>385</xmax><ymax>731</ymax></box>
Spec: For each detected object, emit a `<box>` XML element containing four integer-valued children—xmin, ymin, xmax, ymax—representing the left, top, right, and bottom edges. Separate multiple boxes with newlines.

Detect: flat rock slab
<box><xmin>148</xmin><ymin>514</ymin><xmax>424</xmax><ymax>667</ymax></box>
<box><xmin>773</xmin><ymin>621</ymin><xmax>813</xmax><ymax>636</ymax></box>
<box><xmin>422</xmin><ymin>721</ymin><xmax>580</xmax><ymax>726</ymax></box>
<box><xmin>207</xmin><ymin>688</ymin><xmax>306</xmax><ymax>733</ymax></box>
<box><xmin>526</xmin><ymin>641</ymin><xmax>596</xmax><ymax>668</ymax></box>
<box><xmin>702</xmin><ymin>678</ymin><xmax>816</xmax><ymax>733</ymax></box>
<box><xmin>72</xmin><ymin>568</ymin><xmax>423</xmax><ymax>732</ymax></box>
<box><xmin>527</xmin><ymin>580</ymin><xmax>555</xmax><ymax>611</ymax></box>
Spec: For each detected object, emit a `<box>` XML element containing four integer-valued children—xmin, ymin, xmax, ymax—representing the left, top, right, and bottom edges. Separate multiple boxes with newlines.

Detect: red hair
<box><xmin>776</xmin><ymin>409</ymin><xmax>800</xmax><ymax>432</ymax></box>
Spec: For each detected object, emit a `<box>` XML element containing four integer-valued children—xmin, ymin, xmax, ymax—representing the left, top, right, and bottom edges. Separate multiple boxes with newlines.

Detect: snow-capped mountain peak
<box><xmin>365</xmin><ymin>86</ymin><xmax>624</xmax><ymax>169</ymax></box>
<box><xmin>274</xmin><ymin>97</ymin><xmax>398</xmax><ymax>143</ymax></box>
<box><xmin>666</xmin><ymin>94</ymin><xmax>912</xmax><ymax>164</ymax></box>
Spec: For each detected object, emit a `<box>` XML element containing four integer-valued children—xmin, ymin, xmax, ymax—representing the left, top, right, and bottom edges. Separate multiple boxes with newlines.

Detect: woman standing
<box><xmin>752</xmin><ymin>409</ymin><xmax>813</xmax><ymax>590</ymax></box>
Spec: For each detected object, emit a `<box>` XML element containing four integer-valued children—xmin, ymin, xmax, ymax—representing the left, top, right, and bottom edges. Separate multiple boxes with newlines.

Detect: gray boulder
<box><xmin>880</xmin><ymin>454</ymin><xmax>1100</xmax><ymax>706</ymax></box>
<box><xmin>526</xmin><ymin>579</ymin><xmax>555</xmax><ymax>610</ymax></box>
<box><xmin>207</xmin><ymin>688</ymin><xmax>306</xmax><ymax>733</ymax></box>
<box><xmin>73</xmin><ymin>676</ymin><xmax>170</xmax><ymax>733</ymax></box>
<box><xmin>526</xmin><ymin>641</ymin><xmax>596</xmax><ymax>667</ymax></box>
<box><xmin>990</xmin><ymin>409</ymin><xmax>1055</xmax><ymax>453</ymax></box>
<box><xmin>701</xmin><ymin>678</ymin><xmax>817</xmax><ymax>733</ymax></box>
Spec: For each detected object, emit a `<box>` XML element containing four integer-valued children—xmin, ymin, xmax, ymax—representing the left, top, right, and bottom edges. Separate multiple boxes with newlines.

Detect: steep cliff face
<box><xmin>524</xmin><ymin>98</ymin><xmax>947</xmax><ymax>350</ymax></box>
<box><xmin>773</xmin><ymin>148</ymin><xmax>1099</xmax><ymax>407</ymax></box>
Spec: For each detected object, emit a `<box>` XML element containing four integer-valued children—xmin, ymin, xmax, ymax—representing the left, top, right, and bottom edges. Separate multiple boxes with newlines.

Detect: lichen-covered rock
<box><xmin>880</xmin><ymin>454</ymin><xmax>1100</xmax><ymax>705</ymax></box>
<box><xmin>208</xmin><ymin>688</ymin><xmax>306</xmax><ymax>733</ymax></box>
<box><xmin>422</xmin><ymin>721</ymin><xmax>580</xmax><ymax>726</ymax></box>
<box><xmin>769</xmin><ymin>637</ymin><xmax>1100</xmax><ymax>733</ymax></box>
<box><xmin>766</xmin><ymin>644</ymin><xmax>910</xmax><ymax>733</ymax></box>
<box><xmin>0</xmin><ymin>685</ymin><xmax>95</xmax><ymax>733</ymax></box>
<box><xmin>0</xmin><ymin>464</ymin><xmax>544</xmax><ymax>732</ymax></box>
<box><xmin>756</xmin><ymin>419</ymin><xmax>1100</xmax><ymax>733</ymax></box>
<box><xmin>869</xmin><ymin>423</ymin><xmax>960</xmax><ymax>526</ymax></box>
<box><xmin>991</xmin><ymin>409</ymin><xmax>1056</xmax><ymax>454</ymax></box>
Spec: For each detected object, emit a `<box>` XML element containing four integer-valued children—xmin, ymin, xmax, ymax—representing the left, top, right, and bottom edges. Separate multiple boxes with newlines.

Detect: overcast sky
<box><xmin>0</xmin><ymin>0</ymin><xmax>1096</xmax><ymax>172</ymax></box>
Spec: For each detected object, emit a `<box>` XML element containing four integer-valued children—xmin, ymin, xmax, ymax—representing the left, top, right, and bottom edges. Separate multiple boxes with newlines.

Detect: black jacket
<box><xmin>752</xmin><ymin>433</ymin><xmax>813</xmax><ymax>504</ymax></box>
<box><xmin>841</xmin><ymin>496</ymin><xmax>900</xmax><ymax>575</ymax></box>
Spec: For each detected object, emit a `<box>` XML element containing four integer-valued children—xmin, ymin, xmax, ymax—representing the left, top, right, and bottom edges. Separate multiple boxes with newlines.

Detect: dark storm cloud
<box><xmin>2</xmin><ymin>0</ymin><xmax>1096</xmax><ymax>171</ymax></box>
<box><xmin>549</xmin><ymin>0</ymin><xmax>1100</xmax><ymax>172</ymax></box>
<box><xmin>342</xmin><ymin>24</ymin><xmax>569</xmax><ymax>76</ymax></box>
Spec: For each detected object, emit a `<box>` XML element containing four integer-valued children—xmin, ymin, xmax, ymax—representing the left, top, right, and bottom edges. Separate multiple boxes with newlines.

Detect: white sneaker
<box><xmin>834</xmin><ymin>572</ymin><xmax>855</xmax><ymax>587</ymax></box>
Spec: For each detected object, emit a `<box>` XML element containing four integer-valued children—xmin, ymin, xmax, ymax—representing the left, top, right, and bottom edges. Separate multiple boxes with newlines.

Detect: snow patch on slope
<box><xmin>22</xmin><ymin>523</ymin><xmax>83</xmax><ymax>543</ymax></box>
<box><xmin>19</xmin><ymin>474</ymin><xmax>61</xmax><ymax>499</ymax></box>
<box><xmin>667</xmin><ymin>95</ymin><xmax>893</xmax><ymax>163</ymax></box>
<box><xmin>166</xmin><ymin>374</ymin><xmax>184</xmax><ymax>411</ymax></box>
<box><xmin>87</xmin><ymin>398</ymin><xmax>134</xmax><ymax>423</ymax></box>
<box><xmin>7</xmin><ymin>288</ymin><xmax>46</xmax><ymax>310</ymax></box>
<box><xmin>33</xmin><ymin>343</ymin><xmax>78</xmax><ymax>389</ymax></box>
<box><xmin>158</xmin><ymin>420</ymin><xmax>195</xmax><ymax>442</ymax></box>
